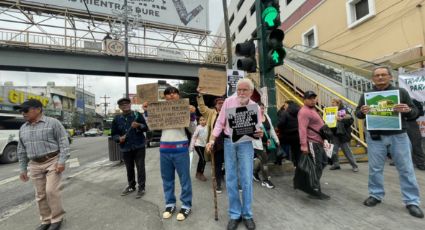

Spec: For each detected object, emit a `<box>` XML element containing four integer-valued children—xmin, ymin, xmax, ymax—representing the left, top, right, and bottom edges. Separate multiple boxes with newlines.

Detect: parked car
<box><xmin>146</xmin><ymin>130</ymin><xmax>161</xmax><ymax>148</ymax></box>
<box><xmin>84</xmin><ymin>128</ymin><xmax>103</xmax><ymax>137</ymax></box>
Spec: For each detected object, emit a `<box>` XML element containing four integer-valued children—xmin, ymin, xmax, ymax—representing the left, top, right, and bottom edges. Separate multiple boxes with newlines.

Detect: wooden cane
<box><xmin>209</xmin><ymin>148</ymin><xmax>219</xmax><ymax>221</ymax></box>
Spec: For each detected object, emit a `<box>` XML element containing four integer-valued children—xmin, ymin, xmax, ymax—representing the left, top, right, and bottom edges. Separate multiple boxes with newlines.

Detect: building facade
<box><xmin>281</xmin><ymin>0</ymin><xmax>425</xmax><ymax>67</ymax></box>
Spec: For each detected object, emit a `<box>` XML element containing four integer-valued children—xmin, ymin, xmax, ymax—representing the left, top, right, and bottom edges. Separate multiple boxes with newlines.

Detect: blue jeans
<box><xmin>224</xmin><ymin>138</ymin><xmax>254</xmax><ymax>219</ymax></box>
<box><xmin>366</xmin><ymin>132</ymin><xmax>421</xmax><ymax>205</ymax></box>
<box><xmin>160</xmin><ymin>151</ymin><xmax>192</xmax><ymax>209</ymax></box>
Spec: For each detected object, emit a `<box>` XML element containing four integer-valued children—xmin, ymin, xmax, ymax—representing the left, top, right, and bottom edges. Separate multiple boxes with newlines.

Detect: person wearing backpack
<box><xmin>406</xmin><ymin>99</ymin><xmax>425</xmax><ymax>170</ymax></box>
<box><xmin>328</xmin><ymin>98</ymin><xmax>359</xmax><ymax>172</ymax></box>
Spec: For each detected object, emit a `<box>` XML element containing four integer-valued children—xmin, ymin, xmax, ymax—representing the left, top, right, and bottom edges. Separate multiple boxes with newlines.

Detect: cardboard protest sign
<box><xmin>137</xmin><ymin>83</ymin><xmax>158</xmax><ymax>103</ymax></box>
<box><xmin>227</xmin><ymin>70</ymin><xmax>245</xmax><ymax>97</ymax></box>
<box><xmin>198</xmin><ymin>68</ymin><xmax>227</xmax><ymax>96</ymax></box>
<box><xmin>147</xmin><ymin>99</ymin><xmax>190</xmax><ymax>130</ymax></box>
<box><xmin>365</xmin><ymin>90</ymin><xmax>401</xmax><ymax>130</ymax></box>
<box><xmin>226</xmin><ymin>104</ymin><xmax>260</xmax><ymax>143</ymax></box>
<box><xmin>323</xmin><ymin>107</ymin><xmax>338</xmax><ymax>128</ymax></box>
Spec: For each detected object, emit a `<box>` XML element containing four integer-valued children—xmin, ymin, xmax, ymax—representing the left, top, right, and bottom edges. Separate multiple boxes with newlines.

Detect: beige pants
<box><xmin>29</xmin><ymin>155</ymin><xmax>65</xmax><ymax>224</ymax></box>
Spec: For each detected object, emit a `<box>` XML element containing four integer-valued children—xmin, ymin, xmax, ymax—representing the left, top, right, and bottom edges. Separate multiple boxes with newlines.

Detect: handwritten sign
<box><xmin>137</xmin><ymin>83</ymin><xmax>158</xmax><ymax>103</ymax></box>
<box><xmin>198</xmin><ymin>68</ymin><xmax>227</xmax><ymax>96</ymax></box>
<box><xmin>147</xmin><ymin>99</ymin><xmax>190</xmax><ymax>130</ymax></box>
<box><xmin>226</xmin><ymin>104</ymin><xmax>260</xmax><ymax>143</ymax></box>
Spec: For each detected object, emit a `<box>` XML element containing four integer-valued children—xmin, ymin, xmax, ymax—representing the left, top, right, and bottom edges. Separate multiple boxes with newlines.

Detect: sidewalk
<box><xmin>1</xmin><ymin>150</ymin><xmax>424</xmax><ymax>230</ymax></box>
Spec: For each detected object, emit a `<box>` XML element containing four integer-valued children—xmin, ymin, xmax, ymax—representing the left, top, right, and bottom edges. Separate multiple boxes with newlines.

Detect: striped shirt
<box><xmin>17</xmin><ymin>115</ymin><xmax>70</xmax><ymax>172</ymax></box>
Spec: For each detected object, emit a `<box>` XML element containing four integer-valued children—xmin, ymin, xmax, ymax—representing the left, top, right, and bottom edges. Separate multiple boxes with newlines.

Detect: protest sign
<box><xmin>399</xmin><ymin>69</ymin><xmax>425</xmax><ymax>136</ymax></box>
<box><xmin>226</xmin><ymin>104</ymin><xmax>260</xmax><ymax>143</ymax></box>
<box><xmin>323</xmin><ymin>107</ymin><xmax>338</xmax><ymax>128</ymax></box>
<box><xmin>365</xmin><ymin>90</ymin><xmax>401</xmax><ymax>130</ymax></box>
<box><xmin>147</xmin><ymin>99</ymin><xmax>189</xmax><ymax>130</ymax></box>
<box><xmin>137</xmin><ymin>83</ymin><xmax>158</xmax><ymax>103</ymax></box>
<box><xmin>198</xmin><ymin>68</ymin><xmax>227</xmax><ymax>96</ymax></box>
<box><xmin>227</xmin><ymin>70</ymin><xmax>245</xmax><ymax>97</ymax></box>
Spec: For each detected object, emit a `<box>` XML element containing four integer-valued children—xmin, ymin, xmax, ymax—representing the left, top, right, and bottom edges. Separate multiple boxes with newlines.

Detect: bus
<box><xmin>0</xmin><ymin>112</ymin><xmax>24</xmax><ymax>163</ymax></box>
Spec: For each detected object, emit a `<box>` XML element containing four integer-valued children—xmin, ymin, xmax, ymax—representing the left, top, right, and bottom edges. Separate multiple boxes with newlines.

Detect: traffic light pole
<box><xmin>255</xmin><ymin>1</ymin><xmax>278</xmax><ymax>124</ymax></box>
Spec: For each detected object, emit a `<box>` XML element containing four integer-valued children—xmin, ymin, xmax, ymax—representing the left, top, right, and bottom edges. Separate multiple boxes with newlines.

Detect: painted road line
<box><xmin>0</xmin><ymin>176</ymin><xmax>19</xmax><ymax>186</ymax></box>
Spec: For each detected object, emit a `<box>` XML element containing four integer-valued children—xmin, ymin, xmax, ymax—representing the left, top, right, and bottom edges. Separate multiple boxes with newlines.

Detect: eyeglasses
<box><xmin>237</xmin><ymin>88</ymin><xmax>250</xmax><ymax>92</ymax></box>
<box><xmin>373</xmin><ymin>73</ymin><xmax>390</xmax><ymax>78</ymax></box>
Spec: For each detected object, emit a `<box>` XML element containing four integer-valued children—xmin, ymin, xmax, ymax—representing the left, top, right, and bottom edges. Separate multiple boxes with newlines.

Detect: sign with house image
<box><xmin>365</xmin><ymin>90</ymin><xmax>401</xmax><ymax>130</ymax></box>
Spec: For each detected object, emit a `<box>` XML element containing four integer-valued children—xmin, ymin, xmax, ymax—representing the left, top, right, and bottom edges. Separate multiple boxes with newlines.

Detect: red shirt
<box><xmin>298</xmin><ymin>105</ymin><xmax>324</xmax><ymax>152</ymax></box>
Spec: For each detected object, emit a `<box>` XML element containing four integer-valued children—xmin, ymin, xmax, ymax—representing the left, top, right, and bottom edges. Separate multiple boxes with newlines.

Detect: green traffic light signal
<box><xmin>262</xmin><ymin>6</ymin><xmax>279</xmax><ymax>28</ymax></box>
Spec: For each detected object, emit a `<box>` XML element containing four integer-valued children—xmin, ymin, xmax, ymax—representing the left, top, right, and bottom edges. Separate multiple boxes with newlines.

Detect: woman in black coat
<box><xmin>277</xmin><ymin>100</ymin><xmax>301</xmax><ymax>166</ymax></box>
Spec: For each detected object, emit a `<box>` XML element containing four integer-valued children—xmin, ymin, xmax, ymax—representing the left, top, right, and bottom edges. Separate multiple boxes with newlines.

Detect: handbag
<box><xmin>262</xmin><ymin>125</ymin><xmax>277</xmax><ymax>153</ymax></box>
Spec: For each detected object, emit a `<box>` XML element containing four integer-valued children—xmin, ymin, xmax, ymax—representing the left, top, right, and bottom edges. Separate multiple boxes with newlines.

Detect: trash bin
<box><xmin>108</xmin><ymin>137</ymin><xmax>122</xmax><ymax>161</ymax></box>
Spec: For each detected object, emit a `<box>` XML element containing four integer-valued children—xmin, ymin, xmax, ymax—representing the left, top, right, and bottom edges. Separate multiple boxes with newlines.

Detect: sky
<box><xmin>0</xmin><ymin>0</ymin><xmax>226</xmax><ymax>111</ymax></box>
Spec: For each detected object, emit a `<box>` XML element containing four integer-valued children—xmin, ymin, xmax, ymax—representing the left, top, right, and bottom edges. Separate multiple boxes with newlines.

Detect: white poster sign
<box><xmin>157</xmin><ymin>47</ymin><xmax>184</xmax><ymax>60</ymax></box>
<box><xmin>225</xmin><ymin>104</ymin><xmax>261</xmax><ymax>143</ymax></box>
<box><xmin>399</xmin><ymin>69</ymin><xmax>425</xmax><ymax>137</ymax></box>
<box><xmin>226</xmin><ymin>69</ymin><xmax>245</xmax><ymax>97</ymax></box>
<box><xmin>18</xmin><ymin>0</ymin><xmax>209</xmax><ymax>31</ymax></box>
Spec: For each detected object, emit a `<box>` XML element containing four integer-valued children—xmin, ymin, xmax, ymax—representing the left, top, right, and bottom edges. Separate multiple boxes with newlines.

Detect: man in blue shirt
<box><xmin>112</xmin><ymin>98</ymin><xmax>149</xmax><ymax>198</ymax></box>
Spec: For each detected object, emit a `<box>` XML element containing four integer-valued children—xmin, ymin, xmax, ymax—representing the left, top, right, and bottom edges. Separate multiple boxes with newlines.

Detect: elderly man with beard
<box><xmin>206</xmin><ymin>78</ymin><xmax>263</xmax><ymax>230</ymax></box>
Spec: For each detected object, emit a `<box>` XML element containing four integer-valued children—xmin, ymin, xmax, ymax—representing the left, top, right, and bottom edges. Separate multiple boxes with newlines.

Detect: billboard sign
<box><xmin>17</xmin><ymin>0</ymin><xmax>209</xmax><ymax>31</ymax></box>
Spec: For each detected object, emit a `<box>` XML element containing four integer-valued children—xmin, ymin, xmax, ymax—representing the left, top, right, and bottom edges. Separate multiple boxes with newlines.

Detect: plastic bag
<box><xmin>293</xmin><ymin>154</ymin><xmax>319</xmax><ymax>195</ymax></box>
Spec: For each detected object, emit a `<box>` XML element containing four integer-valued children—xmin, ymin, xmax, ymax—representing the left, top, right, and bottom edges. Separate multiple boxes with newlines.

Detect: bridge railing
<box><xmin>276</xmin><ymin>64</ymin><xmax>367</xmax><ymax>148</ymax></box>
<box><xmin>0</xmin><ymin>28</ymin><xmax>227</xmax><ymax>65</ymax></box>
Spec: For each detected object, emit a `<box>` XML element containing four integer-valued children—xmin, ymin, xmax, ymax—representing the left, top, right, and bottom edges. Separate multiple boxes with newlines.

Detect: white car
<box><xmin>0</xmin><ymin>130</ymin><xmax>19</xmax><ymax>163</ymax></box>
<box><xmin>84</xmin><ymin>128</ymin><xmax>103</xmax><ymax>137</ymax></box>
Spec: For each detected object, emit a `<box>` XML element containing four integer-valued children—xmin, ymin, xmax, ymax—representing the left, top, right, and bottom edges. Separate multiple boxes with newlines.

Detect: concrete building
<box><xmin>281</xmin><ymin>0</ymin><xmax>425</xmax><ymax>67</ymax></box>
<box><xmin>217</xmin><ymin>0</ymin><xmax>425</xmax><ymax>68</ymax></box>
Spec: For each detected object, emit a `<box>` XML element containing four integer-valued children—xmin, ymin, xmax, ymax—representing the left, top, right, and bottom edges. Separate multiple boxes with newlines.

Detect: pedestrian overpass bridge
<box><xmin>0</xmin><ymin>29</ymin><xmax>226</xmax><ymax>80</ymax></box>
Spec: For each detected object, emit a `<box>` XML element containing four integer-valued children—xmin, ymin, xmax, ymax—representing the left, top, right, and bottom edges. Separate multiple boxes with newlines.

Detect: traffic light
<box><xmin>260</xmin><ymin>0</ymin><xmax>286</xmax><ymax>69</ymax></box>
<box><xmin>235</xmin><ymin>40</ymin><xmax>257</xmax><ymax>73</ymax></box>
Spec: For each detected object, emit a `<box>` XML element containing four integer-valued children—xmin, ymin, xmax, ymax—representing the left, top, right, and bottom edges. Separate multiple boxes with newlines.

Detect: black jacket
<box><xmin>355</xmin><ymin>85</ymin><xmax>418</xmax><ymax>135</ymax></box>
<box><xmin>277</xmin><ymin>109</ymin><xmax>299</xmax><ymax>144</ymax></box>
<box><xmin>111</xmin><ymin>111</ymin><xmax>149</xmax><ymax>152</ymax></box>
<box><xmin>331</xmin><ymin>109</ymin><xmax>354</xmax><ymax>143</ymax></box>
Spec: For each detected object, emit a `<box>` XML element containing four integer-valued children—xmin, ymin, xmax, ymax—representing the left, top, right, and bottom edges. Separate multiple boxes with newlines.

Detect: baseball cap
<box><xmin>303</xmin><ymin>91</ymin><xmax>317</xmax><ymax>99</ymax></box>
<box><xmin>13</xmin><ymin>99</ymin><xmax>43</xmax><ymax>112</ymax></box>
<box><xmin>117</xmin><ymin>98</ymin><xmax>131</xmax><ymax>105</ymax></box>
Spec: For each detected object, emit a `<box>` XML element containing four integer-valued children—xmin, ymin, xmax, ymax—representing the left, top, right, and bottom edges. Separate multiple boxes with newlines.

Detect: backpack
<box><xmin>412</xmin><ymin>99</ymin><xmax>424</xmax><ymax>118</ymax></box>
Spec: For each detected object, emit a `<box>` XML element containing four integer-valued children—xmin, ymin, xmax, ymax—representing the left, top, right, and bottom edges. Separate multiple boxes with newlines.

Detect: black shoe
<box><xmin>227</xmin><ymin>217</ymin><xmax>242</xmax><ymax>230</ymax></box>
<box><xmin>36</xmin><ymin>223</ymin><xmax>50</xmax><ymax>230</ymax></box>
<box><xmin>121</xmin><ymin>185</ymin><xmax>135</xmax><ymax>196</ymax></box>
<box><xmin>243</xmin><ymin>218</ymin><xmax>256</xmax><ymax>230</ymax></box>
<box><xmin>308</xmin><ymin>192</ymin><xmax>330</xmax><ymax>200</ymax></box>
<box><xmin>136</xmin><ymin>189</ymin><xmax>145</xmax><ymax>199</ymax></box>
<box><xmin>216</xmin><ymin>185</ymin><xmax>223</xmax><ymax>194</ymax></box>
<box><xmin>162</xmin><ymin>206</ymin><xmax>176</xmax><ymax>219</ymax></box>
<box><xmin>417</xmin><ymin>165</ymin><xmax>425</xmax><ymax>171</ymax></box>
<box><xmin>47</xmin><ymin>221</ymin><xmax>62</xmax><ymax>230</ymax></box>
<box><xmin>176</xmin><ymin>208</ymin><xmax>191</xmax><ymax>221</ymax></box>
<box><xmin>363</xmin><ymin>196</ymin><xmax>381</xmax><ymax>207</ymax></box>
<box><xmin>406</xmin><ymin>205</ymin><xmax>424</xmax><ymax>218</ymax></box>
<box><xmin>329</xmin><ymin>165</ymin><xmax>341</xmax><ymax>170</ymax></box>
<box><xmin>261</xmin><ymin>180</ymin><xmax>275</xmax><ymax>189</ymax></box>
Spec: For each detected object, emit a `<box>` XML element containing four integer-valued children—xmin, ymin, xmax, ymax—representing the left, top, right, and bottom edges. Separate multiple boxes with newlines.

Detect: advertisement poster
<box><xmin>225</xmin><ymin>104</ymin><xmax>260</xmax><ymax>143</ymax></box>
<box><xmin>323</xmin><ymin>107</ymin><xmax>338</xmax><ymax>128</ymax></box>
<box><xmin>399</xmin><ymin>69</ymin><xmax>425</xmax><ymax>137</ymax></box>
<box><xmin>365</xmin><ymin>90</ymin><xmax>401</xmax><ymax>130</ymax></box>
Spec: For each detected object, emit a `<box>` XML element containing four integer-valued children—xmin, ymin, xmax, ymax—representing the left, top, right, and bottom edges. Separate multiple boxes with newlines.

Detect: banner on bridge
<box><xmin>16</xmin><ymin>0</ymin><xmax>209</xmax><ymax>31</ymax></box>
<box><xmin>399</xmin><ymin>69</ymin><xmax>425</xmax><ymax>137</ymax></box>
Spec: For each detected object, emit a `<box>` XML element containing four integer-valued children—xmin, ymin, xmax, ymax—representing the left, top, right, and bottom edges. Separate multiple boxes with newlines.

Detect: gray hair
<box><xmin>371</xmin><ymin>66</ymin><xmax>393</xmax><ymax>77</ymax></box>
<box><xmin>236</xmin><ymin>78</ymin><xmax>254</xmax><ymax>91</ymax></box>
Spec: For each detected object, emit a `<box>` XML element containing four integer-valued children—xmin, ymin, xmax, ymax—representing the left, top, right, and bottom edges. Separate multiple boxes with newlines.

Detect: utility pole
<box><xmin>99</xmin><ymin>94</ymin><xmax>110</xmax><ymax>117</ymax></box>
<box><xmin>222</xmin><ymin>0</ymin><xmax>232</xmax><ymax>69</ymax></box>
<box><xmin>124</xmin><ymin>0</ymin><xmax>129</xmax><ymax>98</ymax></box>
